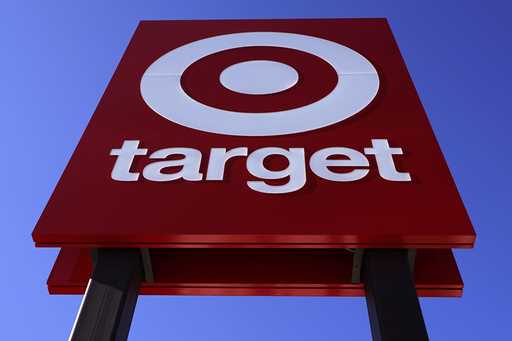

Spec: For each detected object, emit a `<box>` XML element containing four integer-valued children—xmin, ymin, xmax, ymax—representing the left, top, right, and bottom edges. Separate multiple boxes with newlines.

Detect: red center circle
<box><xmin>180</xmin><ymin>46</ymin><xmax>339</xmax><ymax>113</ymax></box>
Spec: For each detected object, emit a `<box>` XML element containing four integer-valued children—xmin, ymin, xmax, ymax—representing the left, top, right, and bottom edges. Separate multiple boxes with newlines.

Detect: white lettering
<box><xmin>110</xmin><ymin>140</ymin><xmax>147</xmax><ymax>181</ymax></box>
<box><xmin>364</xmin><ymin>139</ymin><xmax>411</xmax><ymax>181</ymax></box>
<box><xmin>142</xmin><ymin>148</ymin><xmax>203</xmax><ymax>182</ymax></box>
<box><xmin>310</xmin><ymin>147</ymin><xmax>369</xmax><ymax>181</ymax></box>
<box><xmin>109</xmin><ymin>139</ymin><xmax>412</xmax><ymax>193</ymax></box>
<box><xmin>206</xmin><ymin>147</ymin><xmax>248</xmax><ymax>180</ymax></box>
<box><xmin>246</xmin><ymin>147</ymin><xmax>306</xmax><ymax>194</ymax></box>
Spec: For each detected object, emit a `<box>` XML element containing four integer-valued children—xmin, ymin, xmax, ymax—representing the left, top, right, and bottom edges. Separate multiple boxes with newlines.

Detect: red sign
<box><xmin>33</xmin><ymin>19</ymin><xmax>475</xmax><ymax>248</ymax></box>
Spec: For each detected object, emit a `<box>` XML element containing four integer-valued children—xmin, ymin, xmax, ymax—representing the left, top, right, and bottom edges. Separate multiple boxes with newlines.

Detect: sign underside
<box><xmin>48</xmin><ymin>248</ymin><xmax>463</xmax><ymax>297</ymax></box>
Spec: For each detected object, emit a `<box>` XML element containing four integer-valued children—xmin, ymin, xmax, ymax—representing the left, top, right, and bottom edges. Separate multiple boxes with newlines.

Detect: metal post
<box><xmin>363</xmin><ymin>249</ymin><xmax>429</xmax><ymax>341</ymax></box>
<box><xmin>69</xmin><ymin>249</ymin><xmax>143</xmax><ymax>341</ymax></box>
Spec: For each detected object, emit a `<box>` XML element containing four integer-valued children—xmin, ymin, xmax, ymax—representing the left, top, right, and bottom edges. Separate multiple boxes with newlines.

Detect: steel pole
<box><xmin>363</xmin><ymin>249</ymin><xmax>429</xmax><ymax>341</ymax></box>
<box><xmin>69</xmin><ymin>248</ymin><xmax>143</xmax><ymax>341</ymax></box>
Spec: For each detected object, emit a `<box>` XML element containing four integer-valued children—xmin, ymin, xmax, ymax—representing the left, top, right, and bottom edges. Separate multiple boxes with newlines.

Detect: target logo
<box><xmin>140</xmin><ymin>32</ymin><xmax>379</xmax><ymax>136</ymax></box>
<box><xmin>113</xmin><ymin>29</ymin><xmax>407</xmax><ymax>194</ymax></box>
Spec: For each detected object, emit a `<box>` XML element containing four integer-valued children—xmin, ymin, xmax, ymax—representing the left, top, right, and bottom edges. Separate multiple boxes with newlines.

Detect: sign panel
<box><xmin>33</xmin><ymin>19</ymin><xmax>475</xmax><ymax>248</ymax></box>
<box><xmin>49</xmin><ymin>248</ymin><xmax>463</xmax><ymax>297</ymax></box>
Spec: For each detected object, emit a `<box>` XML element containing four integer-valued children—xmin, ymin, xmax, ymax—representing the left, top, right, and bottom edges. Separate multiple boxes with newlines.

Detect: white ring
<box><xmin>140</xmin><ymin>32</ymin><xmax>379</xmax><ymax>136</ymax></box>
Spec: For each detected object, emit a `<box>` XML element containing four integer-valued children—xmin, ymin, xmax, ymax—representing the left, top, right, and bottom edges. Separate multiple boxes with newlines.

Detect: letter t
<box><xmin>110</xmin><ymin>140</ymin><xmax>148</xmax><ymax>181</ymax></box>
<box><xmin>364</xmin><ymin>139</ymin><xmax>411</xmax><ymax>181</ymax></box>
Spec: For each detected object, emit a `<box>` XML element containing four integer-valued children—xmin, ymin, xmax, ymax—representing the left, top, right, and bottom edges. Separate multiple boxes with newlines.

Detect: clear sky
<box><xmin>2</xmin><ymin>0</ymin><xmax>511</xmax><ymax>340</ymax></box>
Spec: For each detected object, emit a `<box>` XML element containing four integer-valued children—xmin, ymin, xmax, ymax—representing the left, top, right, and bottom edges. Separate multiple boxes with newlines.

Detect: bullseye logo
<box><xmin>140</xmin><ymin>32</ymin><xmax>380</xmax><ymax>136</ymax></box>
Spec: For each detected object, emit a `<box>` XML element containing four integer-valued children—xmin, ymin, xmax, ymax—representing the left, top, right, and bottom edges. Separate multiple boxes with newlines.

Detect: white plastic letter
<box><xmin>246</xmin><ymin>147</ymin><xmax>306</xmax><ymax>194</ymax></box>
<box><xmin>364</xmin><ymin>139</ymin><xmax>411</xmax><ymax>181</ymax></box>
<box><xmin>110</xmin><ymin>140</ymin><xmax>148</xmax><ymax>181</ymax></box>
<box><xmin>310</xmin><ymin>147</ymin><xmax>369</xmax><ymax>181</ymax></box>
<box><xmin>206</xmin><ymin>147</ymin><xmax>248</xmax><ymax>180</ymax></box>
<box><xmin>143</xmin><ymin>148</ymin><xmax>203</xmax><ymax>182</ymax></box>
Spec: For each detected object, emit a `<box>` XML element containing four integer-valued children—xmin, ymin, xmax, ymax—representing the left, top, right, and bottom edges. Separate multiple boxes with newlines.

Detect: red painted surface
<box><xmin>33</xmin><ymin>19</ymin><xmax>475</xmax><ymax>248</ymax></box>
<box><xmin>181</xmin><ymin>46</ymin><xmax>338</xmax><ymax>112</ymax></box>
<box><xmin>48</xmin><ymin>248</ymin><xmax>463</xmax><ymax>297</ymax></box>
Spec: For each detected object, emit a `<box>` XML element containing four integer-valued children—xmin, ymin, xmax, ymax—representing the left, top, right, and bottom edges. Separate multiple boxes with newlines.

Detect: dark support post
<box><xmin>69</xmin><ymin>249</ymin><xmax>143</xmax><ymax>341</ymax></box>
<box><xmin>363</xmin><ymin>249</ymin><xmax>429</xmax><ymax>341</ymax></box>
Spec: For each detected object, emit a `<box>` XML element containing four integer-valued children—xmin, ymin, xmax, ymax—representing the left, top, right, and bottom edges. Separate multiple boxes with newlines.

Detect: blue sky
<box><xmin>1</xmin><ymin>0</ymin><xmax>511</xmax><ymax>339</ymax></box>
